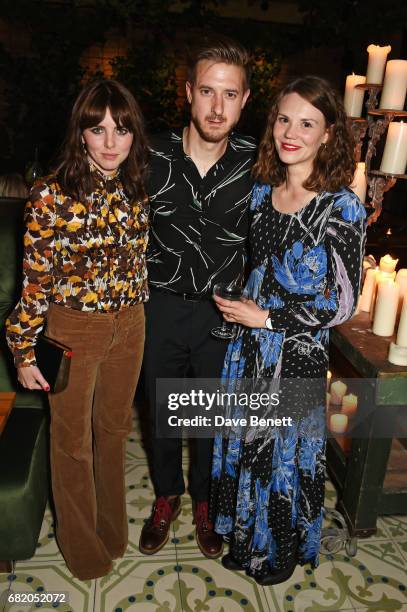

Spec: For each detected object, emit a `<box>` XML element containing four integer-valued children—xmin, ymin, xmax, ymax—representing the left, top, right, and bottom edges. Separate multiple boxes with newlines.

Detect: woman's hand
<box><xmin>17</xmin><ymin>365</ymin><xmax>50</xmax><ymax>392</ymax></box>
<box><xmin>213</xmin><ymin>295</ymin><xmax>268</xmax><ymax>329</ymax></box>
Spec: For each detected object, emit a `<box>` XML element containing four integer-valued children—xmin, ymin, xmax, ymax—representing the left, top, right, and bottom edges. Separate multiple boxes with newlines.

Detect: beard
<box><xmin>191</xmin><ymin>111</ymin><xmax>235</xmax><ymax>143</ymax></box>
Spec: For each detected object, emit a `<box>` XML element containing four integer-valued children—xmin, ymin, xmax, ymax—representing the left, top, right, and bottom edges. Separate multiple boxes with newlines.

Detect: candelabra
<box><xmin>350</xmin><ymin>83</ymin><xmax>407</xmax><ymax>225</ymax></box>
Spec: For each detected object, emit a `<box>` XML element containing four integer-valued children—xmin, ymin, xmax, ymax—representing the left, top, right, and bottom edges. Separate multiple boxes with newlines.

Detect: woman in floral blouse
<box><xmin>211</xmin><ymin>76</ymin><xmax>366</xmax><ymax>585</ymax></box>
<box><xmin>6</xmin><ymin>80</ymin><xmax>149</xmax><ymax>580</ymax></box>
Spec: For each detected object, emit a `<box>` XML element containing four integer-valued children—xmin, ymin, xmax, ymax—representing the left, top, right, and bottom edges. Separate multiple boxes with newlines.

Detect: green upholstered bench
<box><xmin>0</xmin><ymin>197</ymin><xmax>49</xmax><ymax>572</ymax></box>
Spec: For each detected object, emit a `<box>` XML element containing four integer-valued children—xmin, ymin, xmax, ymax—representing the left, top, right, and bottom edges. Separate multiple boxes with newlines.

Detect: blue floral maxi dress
<box><xmin>210</xmin><ymin>185</ymin><xmax>366</xmax><ymax>578</ymax></box>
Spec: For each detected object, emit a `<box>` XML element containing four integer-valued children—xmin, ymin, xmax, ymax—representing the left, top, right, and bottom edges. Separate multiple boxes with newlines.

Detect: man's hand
<box><xmin>213</xmin><ymin>295</ymin><xmax>267</xmax><ymax>329</ymax></box>
<box><xmin>17</xmin><ymin>365</ymin><xmax>50</xmax><ymax>392</ymax></box>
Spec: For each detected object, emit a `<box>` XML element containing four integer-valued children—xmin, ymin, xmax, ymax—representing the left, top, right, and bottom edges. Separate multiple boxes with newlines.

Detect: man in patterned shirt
<box><xmin>140</xmin><ymin>38</ymin><xmax>256</xmax><ymax>558</ymax></box>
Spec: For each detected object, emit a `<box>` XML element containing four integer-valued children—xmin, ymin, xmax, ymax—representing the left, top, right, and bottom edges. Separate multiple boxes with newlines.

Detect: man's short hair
<box><xmin>187</xmin><ymin>37</ymin><xmax>251</xmax><ymax>90</ymax></box>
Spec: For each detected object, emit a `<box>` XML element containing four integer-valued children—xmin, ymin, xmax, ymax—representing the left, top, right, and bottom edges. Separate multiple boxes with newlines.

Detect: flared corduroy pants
<box><xmin>46</xmin><ymin>302</ymin><xmax>145</xmax><ymax>580</ymax></box>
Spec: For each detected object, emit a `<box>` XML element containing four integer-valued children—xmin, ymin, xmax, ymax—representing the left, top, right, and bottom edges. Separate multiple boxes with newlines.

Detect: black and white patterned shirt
<box><xmin>147</xmin><ymin>130</ymin><xmax>257</xmax><ymax>294</ymax></box>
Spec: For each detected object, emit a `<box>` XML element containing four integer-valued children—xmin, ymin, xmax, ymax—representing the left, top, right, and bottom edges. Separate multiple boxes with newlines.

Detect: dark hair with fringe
<box><xmin>54</xmin><ymin>79</ymin><xmax>149</xmax><ymax>202</ymax></box>
<box><xmin>187</xmin><ymin>37</ymin><xmax>251</xmax><ymax>90</ymax></box>
<box><xmin>252</xmin><ymin>76</ymin><xmax>355</xmax><ymax>192</ymax></box>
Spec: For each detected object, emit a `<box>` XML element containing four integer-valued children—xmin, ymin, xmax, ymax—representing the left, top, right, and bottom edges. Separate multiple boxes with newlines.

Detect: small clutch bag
<box><xmin>35</xmin><ymin>335</ymin><xmax>73</xmax><ymax>394</ymax></box>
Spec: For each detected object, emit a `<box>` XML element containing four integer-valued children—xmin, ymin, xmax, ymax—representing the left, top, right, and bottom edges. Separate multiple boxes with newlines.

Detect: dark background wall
<box><xmin>1</xmin><ymin>0</ymin><xmax>405</xmax><ymax>173</ymax></box>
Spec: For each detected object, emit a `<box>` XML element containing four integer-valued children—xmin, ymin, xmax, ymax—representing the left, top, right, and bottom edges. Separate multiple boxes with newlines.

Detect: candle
<box><xmin>380</xmin><ymin>60</ymin><xmax>407</xmax><ymax>110</ymax></box>
<box><xmin>380</xmin><ymin>122</ymin><xmax>407</xmax><ymax>175</ymax></box>
<box><xmin>330</xmin><ymin>380</ymin><xmax>347</xmax><ymax>405</ymax></box>
<box><xmin>396</xmin><ymin>294</ymin><xmax>407</xmax><ymax>347</ymax></box>
<box><xmin>366</xmin><ymin>44</ymin><xmax>391</xmax><ymax>84</ymax></box>
<box><xmin>377</xmin><ymin>270</ymin><xmax>396</xmax><ymax>282</ymax></box>
<box><xmin>327</xmin><ymin>392</ymin><xmax>331</xmax><ymax>406</ymax></box>
<box><xmin>388</xmin><ymin>342</ymin><xmax>407</xmax><ymax>366</ymax></box>
<box><xmin>327</xmin><ymin>370</ymin><xmax>332</xmax><ymax>390</ymax></box>
<box><xmin>396</xmin><ymin>270</ymin><xmax>407</xmax><ymax>312</ymax></box>
<box><xmin>370</xmin><ymin>270</ymin><xmax>397</xmax><ymax>321</ymax></box>
<box><xmin>329</xmin><ymin>413</ymin><xmax>348</xmax><ymax>434</ymax></box>
<box><xmin>360</xmin><ymin>267</ymin><xmax>378</xmax><ymax>312</ymax></box>
<box><xmin>341</xmin><ymin>394</ymin><xmax>358</xmax><ymax>416</ymax></box>
<box><xmin>379</xmin><ymin>254</ymin><xmax>398</xmax><ymax>274</ymax></box>
<box><xmin>344</xmin><ymin>73</ymin><xmax>366</xmax><ymax>117</ymax></box>
<box><xmin>372</xmin><ymin>278</ymin><xmax>399</xmax><ymax>336</ymax></box>
<box><xmin>351</xmin><ymin>162</ymin><xmax>367</xmax><ymax>202</ymax></box>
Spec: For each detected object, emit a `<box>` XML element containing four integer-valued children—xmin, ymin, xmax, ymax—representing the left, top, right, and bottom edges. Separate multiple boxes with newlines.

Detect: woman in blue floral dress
<box><xmin>210</xmin><ymin>76</ymin><xmax>366</xmax><ymax>585</ymax></box>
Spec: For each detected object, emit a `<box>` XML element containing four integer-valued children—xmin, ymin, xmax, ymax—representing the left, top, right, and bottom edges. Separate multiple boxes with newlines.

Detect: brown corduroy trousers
<box><xmin>45</xmin><ymin>302</ymin><xmax>145</xmax><ymax>581</ymax></box>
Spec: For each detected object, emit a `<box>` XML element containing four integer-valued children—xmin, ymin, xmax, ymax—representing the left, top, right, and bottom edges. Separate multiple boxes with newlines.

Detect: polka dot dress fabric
<box><xmin>210</xmin><ymin>184</ymin><xmax>366</xmax><ymax>579</ymax></box>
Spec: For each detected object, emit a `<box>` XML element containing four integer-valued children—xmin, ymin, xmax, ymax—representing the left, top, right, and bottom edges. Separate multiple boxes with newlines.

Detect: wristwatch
<box><xmin>265</xmin><ymin>311</ymin><xmax>273</xmax><ymax>330</ymax></box>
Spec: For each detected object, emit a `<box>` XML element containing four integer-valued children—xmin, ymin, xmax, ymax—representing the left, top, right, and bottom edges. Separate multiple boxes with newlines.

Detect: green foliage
<box><xmin>110</xmin><ymin>49</ymin><xmax>180</xmax><ymax>132</ymax></box>
<box><xmin>1</xmin><ymin>0</ymin><xmax>401</xmax><ymax>168</ymax></box>
<box><xmin>245</xmin><ymin>48</ymin><xmax>281</xmax><ymax>131</ymax></box>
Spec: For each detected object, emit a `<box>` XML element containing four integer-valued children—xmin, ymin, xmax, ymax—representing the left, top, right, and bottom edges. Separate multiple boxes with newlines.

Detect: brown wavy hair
<box><xmin>55</xmin><ymin>79</ymin><xmax>149</xmax><ymax>202</ymax></box>
<box><xmin>252</xmin><ymin>76</ymin><xmax>355</xmax><ymax>192</ymax></box>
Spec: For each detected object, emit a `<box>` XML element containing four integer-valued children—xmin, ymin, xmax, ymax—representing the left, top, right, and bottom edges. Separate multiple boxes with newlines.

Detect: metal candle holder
<box><xmin>348</xmin><ymin>84</ymin><xmax>407</xmax><ymax>225</ymax></box>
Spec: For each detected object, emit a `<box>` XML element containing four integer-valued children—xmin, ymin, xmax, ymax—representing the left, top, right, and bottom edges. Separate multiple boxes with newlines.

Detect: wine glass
<box><xmin>211</xmin><ymin>282</ymin><xmax>243</xmax><ymax>340</ymax></box>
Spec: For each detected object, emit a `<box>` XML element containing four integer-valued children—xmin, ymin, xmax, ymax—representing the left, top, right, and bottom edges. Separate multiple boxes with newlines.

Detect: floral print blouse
<box><xmin>6</xmin><ymin>165</ymin><xmax>149</xmax><ymax>367</ymax></box>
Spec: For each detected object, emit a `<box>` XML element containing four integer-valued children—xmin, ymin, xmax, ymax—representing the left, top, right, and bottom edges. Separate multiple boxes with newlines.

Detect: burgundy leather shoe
<box><xmin>193</xmin><ymin>501</ymin><xmax>224</xmax><ymax>559</ymax></box>
<box><xmin>139</xmin><ymin>496</ymin><xmax>181</xmax><ymax>555</ymax></box>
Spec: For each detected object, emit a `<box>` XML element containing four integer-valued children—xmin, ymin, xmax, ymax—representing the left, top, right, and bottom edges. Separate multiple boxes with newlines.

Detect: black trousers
<box><xmin>143</xmin><ymin>289</ymin><xmax>227</xmax><ymax>501</ymax></box>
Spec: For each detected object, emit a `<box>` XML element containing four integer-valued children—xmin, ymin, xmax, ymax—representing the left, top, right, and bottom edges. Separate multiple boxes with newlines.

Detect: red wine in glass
<box><xmin>211</xmin><ymin>282</ymin><xmax>242</xmax><ymax>340</ymax></box>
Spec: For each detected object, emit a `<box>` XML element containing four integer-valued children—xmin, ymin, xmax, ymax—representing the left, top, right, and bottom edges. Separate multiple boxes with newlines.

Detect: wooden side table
<box><xmin>324</xmin><ymin>312</ymin><xmax>407</xmax><ymax>554</ymax></box>
<box><xmin>0</xmin><ymin>392</ymin><xmax>16</xmax><ymax>436</ymax></box>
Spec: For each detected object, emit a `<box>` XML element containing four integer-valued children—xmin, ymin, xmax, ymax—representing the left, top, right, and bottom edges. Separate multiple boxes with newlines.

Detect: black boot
<box><xmin>221</xmin><ymin>553</ymin><xmax>244</xmax><ymax>571</ymax></box>
<box><xmin>255</xmin><ymin>558</ymin><xmax>297</xmax><ymax>585</ymax></box>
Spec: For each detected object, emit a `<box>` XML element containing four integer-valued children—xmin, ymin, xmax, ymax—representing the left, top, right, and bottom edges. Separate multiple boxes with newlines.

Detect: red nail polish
<box><xmin>44</xmin><ymin>386</ymin><xmax>50</xmax><ymax>392</ymax></box>
<box><xmin>66</xmin><ymin>351</ymin><xmax>73</xmax><ymax>358</ymax></box>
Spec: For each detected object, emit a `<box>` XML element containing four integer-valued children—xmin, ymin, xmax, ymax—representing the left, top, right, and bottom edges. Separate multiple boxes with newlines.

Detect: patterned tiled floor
<box><xmin>1</xmin><ymin>415</ymin><xmax>406</xmax><ymax>612</ymax></box>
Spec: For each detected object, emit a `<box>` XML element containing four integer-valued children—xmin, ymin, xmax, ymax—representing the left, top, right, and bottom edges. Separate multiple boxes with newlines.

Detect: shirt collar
<box><xmin>169</xmin><ymin>129</ymin><xmax>236</xmax><ymax>165</ymax></box>
<box><xmin>88</xmin><ymin>159</ymin><xmax>121</xmax><ymax>182</ymax></box>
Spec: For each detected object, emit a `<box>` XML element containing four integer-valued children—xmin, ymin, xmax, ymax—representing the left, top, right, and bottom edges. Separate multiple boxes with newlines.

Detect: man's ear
<box><xmin>185</xmin><ymin>81</ymin><xmax>193</xmax><ymax>104</ymax></box>
<box><xmin>241</xmin><ymin>89</ymin><xmax>251</xmax><ymax>109</ymax></box>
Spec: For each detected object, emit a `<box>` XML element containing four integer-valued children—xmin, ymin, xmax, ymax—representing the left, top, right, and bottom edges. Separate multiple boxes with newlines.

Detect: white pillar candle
<box><xmin>380</xmin><ymin>122</ymin><xmax>407</xmax><ymax>175</ymax></box>
<box><xmin>388</xmin><ymin>342</ymin><xmax>407</xmax><ymax>366</ymax></box>
<box><xmin>360</xmin><ymin>267</ymin><xmax>378</xmax><ymax>312</ymax></box>
<box><xmin>379</xmin><ymin>254</ymin><xmax>399</xmax><ymax>273</ymax></box>
<box><xmin>329</xmin><ymin>413</ymin><xmax>348</xmax><ymax>434</ymax></box>
<box><xmin>396</xmin><ymin>293</ymin><xmax>407</xmax><ymax>347</ymax></box>
<box><xmin>372</xmin><ymin>279</ymin><xmax>399</xmax><ymax>336</ymax></box>
<box><xmin>377</xmin><ymin>270</ymin><xmax>396</xmax><ymax>282</ymax></box>
<box><xmin>341</xmin><ymin>394</ymin><xmax>358</xmax><ymax>416</ymax></box>
<box><xmin>344</xmin><ymin>74</ymin><xmax>366</xmax><ymax>117</ymax></box>
<box><xmin>369</xmin><ymin>271</ymin><xmax>396</xmax><ymax>321</ymax></box>
<box><xmin>366</xmin><ymin>44</ymin><xmax>391</xmax><ymax>84</ymax></box>
<box><xmin>380</xmin><ymin>60</ymin><xmax>407</xmax><ymax>110</ymax></box>
<box><xmin>351</xmin><ymin>162</ymin><xmax>367</xmax><ymax>202</ymax></box>
<box><xmin>330</xmin><ymin>380</ymin><xmax>348</xmax><ymax>405</ymax></box>
<box><xmin>395</xmin><ymin>270</ymin><xmax>407</xmax><ymax>314</ymax></box>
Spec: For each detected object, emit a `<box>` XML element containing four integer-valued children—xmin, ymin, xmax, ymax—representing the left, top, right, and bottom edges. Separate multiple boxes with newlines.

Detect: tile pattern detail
<box><xmin>1</xmin><ymin>415</ymin><xmax>406</xmax><ymax>612</ymax></box>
